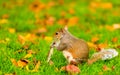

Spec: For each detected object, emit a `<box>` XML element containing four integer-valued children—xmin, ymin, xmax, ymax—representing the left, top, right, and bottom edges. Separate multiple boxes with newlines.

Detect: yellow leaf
<box><xmin>10</xmin><ymin>58</ymin><xmax>18</xmax><ymax>66</ymax></box>
<box><xmin>44</xmin><ymin>36</ymin><xmax>53</xmax><ymax>42</ymax></box>
<box><xmin>24</xmin><ymin>53</ymin><xmax>32</xmax><ymax>58</ymax></box>
<box><xmin>0</xmin><ymin>19</ymin><xmax>8</xmax><ymax>24</ymax></box>
<box><xmin>32</xmin><ymin>61</ymin><xmax>40</xmax><ymax>72</ymax></box>
<box><xmin>8</xmin><ymin>28</ymin><xmax>16</xmax><ymax>33</ymax></box>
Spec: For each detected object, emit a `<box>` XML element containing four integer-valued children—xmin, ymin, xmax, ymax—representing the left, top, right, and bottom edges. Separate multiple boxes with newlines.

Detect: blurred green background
<box><xmin>0</xmin><ymin>0</ymin><xmax>120</xmax><ymax>75</ymax></box>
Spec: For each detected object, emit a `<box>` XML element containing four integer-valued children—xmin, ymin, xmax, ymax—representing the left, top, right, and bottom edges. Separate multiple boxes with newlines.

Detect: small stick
<box><xmin>47</xmin><ymin>47</ymin><xmax>54</xmax><ymax>62</ymax></box>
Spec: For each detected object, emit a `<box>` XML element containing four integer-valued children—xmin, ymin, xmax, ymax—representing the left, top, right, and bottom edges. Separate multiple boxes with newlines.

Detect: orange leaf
<box><xmin>112</xmin><ymin>37</ymin><xmax>118</xmax><ymax>43</ymax></box>
<box><xmin>67</xmin><ymin>17</ymin><xmax>79</xmax><ymax>26</ymax></box>
<box><xmin>10</xmin><ymin>58</ymin><xmax>18</xmax><ymax>66</ymax></box>
<box><xmin>68</xmin><ymin>8</ymin><xmax>75</xmax><ymax>15</ymax></box>
<box><xmin>61</xmin><ymin>65</ymin><xmax>80</xmax><ymax>74</ymax></box>
<box><xmin>98</xmin><ymin>43</ymin><xmax>108</xmax><ymax>49</ymax></box>
<box><xmin>65</xmin><ymin>65</ymin><xmax>80</xmax><ymax>74</ymax></box>
<box><xmin>32</xmin><ymin>61</ymin><xmax>40</xmax><ymax>72</ymax></box>
<box><xmin>17</xmin><ymin>59</ymin><xmax>29</xmax><ymax>68</ymax></box>
<box><xmin>103</xmin><ymin>65</ymin><xmax>111</xmax><ymax>71</ymax></box>
<box><xmin>91</xmin><ymin>37</ymin><xmax>99</xmax><ymax>43</ymax></box>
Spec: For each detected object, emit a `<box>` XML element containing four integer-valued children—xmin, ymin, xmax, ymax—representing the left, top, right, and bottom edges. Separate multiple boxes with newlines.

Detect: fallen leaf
<box><xmin>49</xmin><ymin>60</ymin><xmax>54</xmax><ymax>65</ymax></box>
<box><xmin>0</xmin><ymin>19</ymin><xmax>8</xmax><ymax>24</ymax></box>
<box><xmin>35</xmin><ymin>27</ymin><xmax>47</xmax><ymax>34</ymax></box>
<box><xmin>18</xmin><ymin>35</ymin><xmax>25</xmax><ymax>44</ymax></box>
<box><xmin>112</xmin><ymin>66</ymin><xmax>115</xmax><ymax>70</ymax></box>
<box><xmin>45</xmin><ymin>16</ymin><xmax>55</xmax><ymax>26</ymax></box>
<box><xmin>29</xmin><ymin>0</ymin><xmax>45</xmax><ymax>13</ymax></box>
<box><xmin>68</xmin><ymin>8</ymin><xmax>75</xmax><ymax>15</ymax></box>
<box><xmin>57</xmin><ymin>18</ymin><xmax>67</xmax><ymax>25</ymax></box>
<box><xmin>66</xmin><ymin>65</ymin><xmax>80</xmax><ymax>74</ymax></box>
<box><xmin>61</xmin><ymin>65</ymin><xmax>80</xmax><ymax>74</ymax></box>
<box><xmin>17</xmin><ymin>59</ymin><xmax>29</xmax><ymax>68</ymax></box>
<box><xmin>10</xmin><ymin>58</ymin><xmax>18</xmax><ymax>66</ymax></box>
<box><xmin>87</xmin><ymin>42</ymin><xmax>96</xmax><ymax>48</ymax></box>
<box><xmin>91</xmin><ymin>37</ymin><xmax>99</xmax><ymax>43</ymax></box>
<box><xmin>102</xmin><ymin>65</ymin><xmax>111</xmax><ymax>71</ymax></box>
<box><xmin>44</xmin><ymin>36</ymin><xmax>53</xmax><ymax>42</ymax></box>
<box><xmin>97</xmin><ymin>43</ymin><xmax>108</xmax><ymax>49</ymax></box>
<box><xmin>67</xmin><ymin>17</ymin><xmax>79</xmax><ymax>26</ymax></box>
<box><xmin>24</xmin><ymin>53</ymin><xmax>32</xmax><ymax>59</ymax></box>
<box><xmin>2</xmin><ymin>14</ymin><xmax>9</xmax><ymax>19</ymax></box>
<box><xmin>32</xmin><ymin>61</ymin><xmax>40</xmax><ymax>72</ymax></box>
<box><xmin>8</xmin><ymin>28</ymin><xmax>16</xmax><ymax>33</ymax></box>
<box><xmin>27</xmin><ymin>50</ymin><xmax>36</xmax><ymax>54</ymax></box>
<box><xmin>112</xmin><ymin>37</ymin><xmax>118</xmax><ymax>43</ymax></box>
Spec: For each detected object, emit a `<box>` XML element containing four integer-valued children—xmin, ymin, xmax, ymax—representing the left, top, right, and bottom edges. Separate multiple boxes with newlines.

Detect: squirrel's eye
<box><xmin>55</xmin><ymin>32</ymin><xmax>58</xmax><ymax>35</ymax></box>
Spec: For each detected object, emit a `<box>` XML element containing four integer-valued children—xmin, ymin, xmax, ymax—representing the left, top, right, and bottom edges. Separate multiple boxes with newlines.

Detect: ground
<box><xmin>0</xmin><ymin>0</ymin><xmax>120</xmax><ymax>75</ymax></box>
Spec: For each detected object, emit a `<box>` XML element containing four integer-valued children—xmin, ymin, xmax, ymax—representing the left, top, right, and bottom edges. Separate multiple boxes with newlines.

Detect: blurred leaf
<box><xmin>8</xmin><ymin>28</ymin><xmax>16</xmax><ymax>34</ymax></box>
<box><xmin>61</xmin><ymin>65</ymin><xmax>80</xmax><ymax>74</ymax></box>
<box><xmin>10</xmin><ymin>58</ymin><xmax>18</xmax><ymax>67</ymax></box>
<box><xmin>44</xmin><ymin>36</ymin><xmax>53</xmax><ymax>42</ymax></box>
<box><xmin>102</xmin><ymin>65</ymin><xmax>111</xmax><ymax>71</ymax></box>
<box><xmin>32</xmin><ymin>61</ymin><xmax>40</xmax><ymax>72</ymax></box>
<box><xmin>67</xmin><ymin>17</ymin><xmax>79</xmax><ymax>26</ymax></box>
<box><xmin>91</xmin><ymin>37</ymin><xmax>99</xmax><ymax>43</ymax></box>
<box><xmin>0</xmin><ymin>19</ymin><xmax>9</xmax><ymax>24</ymax></box>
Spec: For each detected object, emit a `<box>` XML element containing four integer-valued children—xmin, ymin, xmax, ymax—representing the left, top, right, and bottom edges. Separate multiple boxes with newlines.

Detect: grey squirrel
<box><xmin>47</xmin><ymin>27</ymin><xmax>118</xmax><ymax>65</ymax></box>
<box><xmin>47</xmin><ymin>27</ymin><xmax>89</xmax><ymax>65</ymax></box>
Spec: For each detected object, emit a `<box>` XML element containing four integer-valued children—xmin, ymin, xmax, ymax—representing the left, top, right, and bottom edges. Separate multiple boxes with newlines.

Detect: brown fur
<box><xmin>54</xmin><ymin>28</ymin><xmax>89</xmax><ymax>63</ymax></box>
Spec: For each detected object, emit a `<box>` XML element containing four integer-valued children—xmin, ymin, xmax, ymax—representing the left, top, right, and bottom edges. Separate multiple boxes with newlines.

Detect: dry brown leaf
<box><xmin>17</xmin><ymin>59</ymin><xmax>29</xmax><ymax>68</ymax></box>
<box><xmin>10</xmin><ymin>58</ymin><xmax>18</xmax><ymax>66</ymax></box>
<box><xmin>91</xmin><ymin>37</ymin><xmax>99</xmax><ymax>43</ymax></box>
<box><xmin>102</xmin><ymin>65</ymin><xmax>111</xmax><ymax>71</ymax></box>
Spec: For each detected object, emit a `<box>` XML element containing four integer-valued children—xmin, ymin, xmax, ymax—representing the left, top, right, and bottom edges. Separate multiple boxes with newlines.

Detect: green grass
<box><xmin>0</xmin><ymin>0</ymin><xmax>120</xmax><ymax>75</ymax></box>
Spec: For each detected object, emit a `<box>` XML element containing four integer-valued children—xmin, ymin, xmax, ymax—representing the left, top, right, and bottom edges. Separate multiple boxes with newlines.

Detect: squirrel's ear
<box><xmin>64</xmin><ymin>26</ymin><xmax>68</xmax><ymax>30</ymax></box>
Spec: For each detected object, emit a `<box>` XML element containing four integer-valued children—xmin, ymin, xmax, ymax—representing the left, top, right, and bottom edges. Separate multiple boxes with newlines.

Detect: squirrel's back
<box><xmin>61</xmin><ymin>31</ymin><xmax>89</xmax><ymax>61</ymax></box>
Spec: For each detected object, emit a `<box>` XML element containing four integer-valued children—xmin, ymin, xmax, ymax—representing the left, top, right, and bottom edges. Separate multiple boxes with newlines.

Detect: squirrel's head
<box><xmin>54</xmin><ymin>27</ymin><xmax>68</xmax><ymax>41</ymax></box>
